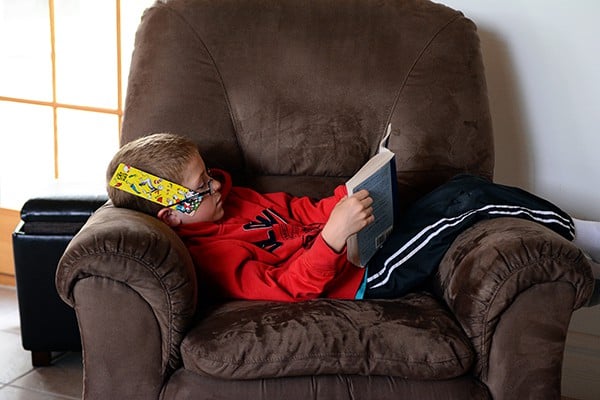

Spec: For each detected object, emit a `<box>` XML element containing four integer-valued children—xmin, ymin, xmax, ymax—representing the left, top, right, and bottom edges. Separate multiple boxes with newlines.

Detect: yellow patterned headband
<box><xmin>109</xmin><ymin>163</ymin><xmax>210</xmax><ymax>214</ymax></box>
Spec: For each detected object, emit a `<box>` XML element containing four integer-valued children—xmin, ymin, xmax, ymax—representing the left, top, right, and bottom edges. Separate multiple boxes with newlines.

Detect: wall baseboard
<box><xmin>562</xmin><ymin>330</ymin><xmax>600</xmax><ymax>400</ymax></box>
<box><xmin>0</xmin><ymin>274</ymin><xmax>16</xmax><ymax>287</ymax></box>
<box><xmin>0</xmin><ymin>207</ymin><xmax>20</xmax><ymax>284</ymax></box>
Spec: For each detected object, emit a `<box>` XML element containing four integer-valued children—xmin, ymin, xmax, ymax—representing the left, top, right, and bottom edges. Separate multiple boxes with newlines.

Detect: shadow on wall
<box><xmin>478</xmin><ymin>28</ymin><xmax>531</xmax><ymax>190</ymax></box>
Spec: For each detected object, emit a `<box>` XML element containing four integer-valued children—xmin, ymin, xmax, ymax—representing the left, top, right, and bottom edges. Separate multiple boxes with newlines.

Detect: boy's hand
<box><xmin>321</xmin><ymin>190</ymin><xmax>374</xmax><ymax>253</ymax></box>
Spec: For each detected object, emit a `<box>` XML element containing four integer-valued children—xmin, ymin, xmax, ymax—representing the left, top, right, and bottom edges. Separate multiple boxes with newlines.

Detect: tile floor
<box><xmin>0</xmin><ymin>285</ymin><xmax>82</xmax><ymax>400</ymax></box>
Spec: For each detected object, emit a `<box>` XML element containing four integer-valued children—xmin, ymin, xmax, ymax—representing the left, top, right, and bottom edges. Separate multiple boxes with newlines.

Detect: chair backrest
<box><xmin>121</xmin><ymin>0</ymin><xmax>493</xmax><ymax>208</ymax></box>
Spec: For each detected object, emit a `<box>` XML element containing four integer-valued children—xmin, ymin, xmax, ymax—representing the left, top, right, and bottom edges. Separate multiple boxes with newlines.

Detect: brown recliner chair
<box><xmin>56</xmin><ymin>0</ymin><xmax>594</xmax><ymax>399</ymax></box>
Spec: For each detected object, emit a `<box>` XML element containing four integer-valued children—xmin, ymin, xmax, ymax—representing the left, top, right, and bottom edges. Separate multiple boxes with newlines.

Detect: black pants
<box><xmin>364</xmin><ymin>174</ymin><xmax>574</xmax><ymax>299</ymax></box>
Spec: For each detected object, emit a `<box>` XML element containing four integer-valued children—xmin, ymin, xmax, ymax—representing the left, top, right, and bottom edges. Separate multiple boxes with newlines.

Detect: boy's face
<box><xmin>158</xmin><ymin>153</ymin><xmax>224</xmax><ymax>226</ymax></box>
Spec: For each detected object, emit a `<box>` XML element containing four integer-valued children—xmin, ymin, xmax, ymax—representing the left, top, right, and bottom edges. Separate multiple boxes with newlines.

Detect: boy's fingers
<box><xmin>353</xmin><ymin>189</ymin><xmax>370</xmax><ymax>199</ymax></box>
<box><xmin>350</xmin><ymin>190</ymin><xmax>373</xmax><ymax>207</ymax></box>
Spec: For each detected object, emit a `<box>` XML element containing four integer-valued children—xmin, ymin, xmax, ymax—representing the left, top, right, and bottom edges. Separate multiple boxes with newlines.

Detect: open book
<box><xmin>345</xmin><ymin>124</ymin><xmax>397</xmax><ymax>267</ymax></box>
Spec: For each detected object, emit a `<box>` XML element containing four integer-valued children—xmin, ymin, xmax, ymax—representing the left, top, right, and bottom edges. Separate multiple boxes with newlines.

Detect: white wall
<box><xmin>439</xmin><ymin>0</ymin><xmax>600</xmax><ymax>221</ymax></box>
<box><xmin>438</xmin><ymin>3</ymin><xmax>600</xmax><ymax>397</ymax></box>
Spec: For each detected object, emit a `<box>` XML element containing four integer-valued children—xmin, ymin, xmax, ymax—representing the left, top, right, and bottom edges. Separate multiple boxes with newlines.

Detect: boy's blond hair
<box><xmin>106</xmin><ymin>133</ymin><xmax>200</xmax><ymax>216</ymax></box>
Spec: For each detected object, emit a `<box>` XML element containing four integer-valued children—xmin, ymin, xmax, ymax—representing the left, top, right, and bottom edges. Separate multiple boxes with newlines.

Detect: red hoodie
<box><xmin>175</xmin><ymin>169</ymin><xmax>366</xmax><ymax>302</ymax></box>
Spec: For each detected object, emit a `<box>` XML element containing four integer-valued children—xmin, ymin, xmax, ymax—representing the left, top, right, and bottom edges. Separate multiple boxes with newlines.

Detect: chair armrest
<box><xmin>56</xmin><ymin>203</ymin><xmax>197</xmax><ymax>374</ymax></box>
<box><xmin>431</xmin><ymin>217</ymin><xmax>594</xmax><ymax>399</ymax></box>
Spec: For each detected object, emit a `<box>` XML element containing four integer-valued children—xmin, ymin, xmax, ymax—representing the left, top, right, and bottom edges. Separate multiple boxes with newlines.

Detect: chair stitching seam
<box><xmin>158</xmin><ymin>3</ymin><xmax>245</xmax><ymax>163</ymax></box>
<box><xmin>63</xmin><ymin>250</ymin><xmax>177</xmax><ymax>373</ymax></box>
<box><xmin>384</xmin><ymin>14</ymin><xmax>462</xmax><ymax>136</ymax></box>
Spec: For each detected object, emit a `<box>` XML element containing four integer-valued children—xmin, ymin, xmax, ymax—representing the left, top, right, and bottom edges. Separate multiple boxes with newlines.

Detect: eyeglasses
<box><xmin>172</xmin><ymin>178</ymin><xmax>215</xmax><ymax>214</ymax></box>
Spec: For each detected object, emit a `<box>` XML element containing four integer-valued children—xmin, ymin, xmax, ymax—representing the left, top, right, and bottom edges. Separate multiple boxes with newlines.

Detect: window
<box><xmin>0</xmin><ymin>0</ymin><xmax>153</xmax><ymax>209</ymax></box>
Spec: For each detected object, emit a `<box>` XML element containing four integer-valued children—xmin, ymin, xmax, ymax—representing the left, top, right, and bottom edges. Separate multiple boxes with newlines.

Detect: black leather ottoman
<box><xmin>12</xmin><ymin>194</ymin><xmax>107</xmax><ymax>366</ymax></box>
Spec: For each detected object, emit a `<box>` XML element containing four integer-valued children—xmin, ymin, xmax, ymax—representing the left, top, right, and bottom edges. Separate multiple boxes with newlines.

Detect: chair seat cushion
<box><xmin>180</xmin><ymin>292</ymin><xmax>474</xmax><ymax>380</ymax></box>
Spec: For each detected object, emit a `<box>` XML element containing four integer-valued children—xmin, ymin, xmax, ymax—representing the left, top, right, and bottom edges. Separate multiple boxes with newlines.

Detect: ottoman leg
<box><xmin>32</xmin><ymin>351</ymin><xmax>52</xmax><ymax>367</ymax></box>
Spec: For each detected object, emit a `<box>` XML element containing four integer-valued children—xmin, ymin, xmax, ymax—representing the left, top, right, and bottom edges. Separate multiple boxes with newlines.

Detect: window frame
<box><xmin>0</xmin><ymin>0</ymin><xmax>125</xmax><ymax>180</ymax></box>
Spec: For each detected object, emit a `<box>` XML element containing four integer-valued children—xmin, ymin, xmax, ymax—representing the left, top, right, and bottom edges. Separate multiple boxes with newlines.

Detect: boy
<box><xmin>106</xmin><ymin>133</ymin><xmax>600</xmax><ymax>303</ymax></box>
